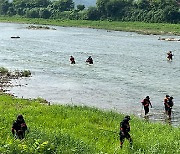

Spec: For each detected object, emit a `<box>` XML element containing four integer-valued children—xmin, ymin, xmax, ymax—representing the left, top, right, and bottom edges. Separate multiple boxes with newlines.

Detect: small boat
<box><xmin>11</xmin><ymin>36</ymin><xmax>20</xmax><ymax>39</ymax></box>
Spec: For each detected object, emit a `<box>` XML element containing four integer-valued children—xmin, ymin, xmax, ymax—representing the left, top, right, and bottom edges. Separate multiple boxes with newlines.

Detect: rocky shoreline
<box><xmin>0</xmin><ymin>67</ymin><xmax>31</xmax><ymax>93</ymax></box>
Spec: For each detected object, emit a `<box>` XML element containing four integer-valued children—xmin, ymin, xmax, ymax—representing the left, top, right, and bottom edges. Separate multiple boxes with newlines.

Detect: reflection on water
<box><xmin>0</xmin><ymin>23</ymin><xmax>180</xmax><ymax>126</ymax></box>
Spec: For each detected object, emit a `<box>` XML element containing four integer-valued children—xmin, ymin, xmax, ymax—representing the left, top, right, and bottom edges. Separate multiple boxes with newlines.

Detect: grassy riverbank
<box><xmin>0</xmin><ymin>16</ymin><xmax>180</xmax><ymax>35</ymax></box>
<box><xmin>0</xmin><ymin>93</ymin><xmax>179</xmax><ymax>153</ymax></box>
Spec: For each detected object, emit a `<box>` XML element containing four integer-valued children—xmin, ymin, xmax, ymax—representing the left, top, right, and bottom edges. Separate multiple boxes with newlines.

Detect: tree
<box><xmin>106</xmin><ymin>0</ymin><xmax>128</xmax><ymax>19</ymax></box>
<box><xmin>39</xmin><ymin>8</ymin><xmax>51</xmax><ymax>19</ymax></box>
<box><xmin>7</xmin><ymin>6</ymin><xmax>16</xmax><ymax>16</ymax></box>
<box><xmin>25</xmin><ymin>8</ymin><xmax>40</xmax><ymax>18</ymax></box>
<box><xmin>77</xmin><ymin>4</ymin><xmax>85</xmax><ymax>11</ymax></box>
<box><xmin>136</xmin><ymin>0</ymin><xmax>151</xmax><ymax>10</ymax></box>
<box><xmin>86</xmin><ymin>6</ymin><xmax>100</xmax><ymax>20</ymax></box>
<box><xmin>51</xmin><ymin>0</ymin><xmax>74</xmax><ymax>12</ymax></box>
<box><xmin>163</xmin><ymin>5</ymin><xmax>180</xmax><ymax>23</ymax></box>
<box><xmin>96</xmin><ymin>0</ymin><xmax>110</xmax><ymax>17</ymax></box>
<box><xmin>0</xmin><ymin>0</ymin><xmax>10</xmax><ymax>15</ymax></box>
<box><xmin>31</xmin><ymin>0</ymin><xmax>51</xmax><ymax>8</ymax></box>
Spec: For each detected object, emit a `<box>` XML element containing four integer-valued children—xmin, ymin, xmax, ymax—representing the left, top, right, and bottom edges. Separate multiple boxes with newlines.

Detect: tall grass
<box><xmin>0</xmin><ymin>16</ymin><xmax>180</xmax><ymax>35</ymax></box>
<box><xmin>0</xmin><ymin>93</ymin><xmax>179</xmax><ymax>153</ymax></box>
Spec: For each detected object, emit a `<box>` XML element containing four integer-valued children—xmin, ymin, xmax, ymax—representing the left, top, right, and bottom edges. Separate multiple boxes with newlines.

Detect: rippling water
<box><xmin>0</xmin><ymin>22</ymin><xmax>180</xmax><ymax>126</ymax></box>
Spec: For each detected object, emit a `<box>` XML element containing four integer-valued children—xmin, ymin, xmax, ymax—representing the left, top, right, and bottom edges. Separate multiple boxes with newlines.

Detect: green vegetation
<box><xmin>0</xmin><ymin>67</ymin><xmax>9</xmax><ymax>75</ymax></box>
<box><xmin>0</xmin><ymin>67</ymin><xmax>31</xmax><ymax>78</ymax></box>
<box><xmin>0</xmin><ymin>93</ymin><xmax>179</xmax><ymax>153</ymax></box>
<box><xmin>19</xmin><ymin>70</ymin><xmax>31</xmax><ymax>77</ymax></box>
<box><xmin>0</xmin><ymin>0</ymin><xmax>179</xmax><ymax>23</ymax></box>
<box><xmin>0</xmin><ymin>16</ymin><xmax>180</xmax><ymax>35</ymax></box>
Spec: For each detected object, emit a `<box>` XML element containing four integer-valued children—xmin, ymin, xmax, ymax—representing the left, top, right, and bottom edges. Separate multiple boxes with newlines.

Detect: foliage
<box><xmin>0</xmin><ymin>67</ymin><xmax>9</xmax><ymax>75</ymax></box>
<box><xmin>76</xmin><ymin>4</ymin><xmax>85</xmax><ymax>11</ymax></box>
<box><xmin>86</xmin><ymin>6</ymin><xmax>100</xmax><ymax>20</ymax></box>
<box><xmin>20</xmin><ymin>70</ymin><xmax>31</xmax><ymax>77</ymax></box>
<box><xmin>0</xmin><ymin>67</ymin><xmax>31</xmax><ymax>78</ymax></box>
<box><xmin>0</xmin><ymin>93</ymin><xmax>179</xmax><ymax>153</ymax></box>
<box><xmin>0</xmin><ymin>0</ymin><xmax>179</xmax><ymax>23</ymax></box>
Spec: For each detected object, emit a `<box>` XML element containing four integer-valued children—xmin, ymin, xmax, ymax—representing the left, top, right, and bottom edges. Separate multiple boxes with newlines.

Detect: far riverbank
<box><xmin>0</xmin><ymin>16</ymin><xmax>180</xmax><ymax>35</ymax></box>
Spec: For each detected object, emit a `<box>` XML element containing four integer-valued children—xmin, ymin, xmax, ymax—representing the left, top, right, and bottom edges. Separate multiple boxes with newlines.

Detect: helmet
<box><xmin>170</xmin><ymin>96</ymin><xmax>173</xmax><ymax>99</ymax></box>
<box><xmin>17</xmin><ymin>114</ymin><xmax>23</xmax><ymax>120</ymax></box>
<box><xmin>146</xmin><ymin>96</ymin><xmax>150</xmax><ymax>99</ymax></box>
<box><xmin>124</xmin><ymin>115</ymin><xmax>131</xmax><ymax>120</ymax></box>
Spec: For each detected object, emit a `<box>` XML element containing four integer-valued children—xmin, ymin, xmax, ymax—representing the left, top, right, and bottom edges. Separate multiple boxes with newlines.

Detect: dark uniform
<box><xmin>119</xmin><ymin>115</ymin><xmax>132</xmax><ymax>148</ymax></box>
<box><xmin>86</xmin><ymin>56</ymin><xmax>93</xmax><ymax>64</ymax></box>
<box><xmin>12</xmin><ymin>115</ymin><xmax>27</xmax><ymax>139</ymax></box>
<box><xmin>164</xmin><ymin>95</ymin><xmax>170</xmax><ymax>115</ymax></box>
<box><xmin>167</xmin><ymin>51</ymin><xmax>173</xmax><ymax>61</ymax></box>
<box><xmin>164</xmin><ymin>96</ymin><xmax>174</xmax><ymax>119</ymax></box>
<box><xmin>70</xmin><ymin>56</ymin><xmax>75</xmax><ymax>64</ymax></box>
<box><xmin>141</xmin><ymin>96</ymin><xmax>152</xmax><ymax>115</ymax></box>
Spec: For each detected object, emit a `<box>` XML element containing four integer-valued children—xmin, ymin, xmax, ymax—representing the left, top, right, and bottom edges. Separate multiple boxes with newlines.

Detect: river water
<box><xmin>0</xmin><ymin>22</ymin><xmax>180</xmax><ymax>126</ymax></box>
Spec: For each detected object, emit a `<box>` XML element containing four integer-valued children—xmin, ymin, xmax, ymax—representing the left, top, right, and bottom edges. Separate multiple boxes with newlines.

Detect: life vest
<box><xmin>164</xmin><ymin>97</ymin><xmax>169</xmax><ymax>105</ymax></box>
<box><xmin>120</xmin><ymin>120</ymin><xmax>130</xmax><ymax>133</ymax></box>
<box><xmin>70</xmin><ymin>57</ymin><xmax>74</xmax><ymax>62</ymax></box>
<box><xmin>141</xmin><ymin>99</ymin><xmax>150</xmax><ymax>106</ymax></box>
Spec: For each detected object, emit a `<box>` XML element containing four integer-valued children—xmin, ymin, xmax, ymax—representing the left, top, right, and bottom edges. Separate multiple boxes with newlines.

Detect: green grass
<box><xmin>0</xmin><ymin>93</ymin><xmax>179</xmax><ymax>153</ymax></box>
<box><xmin>0</xmin><ymin>16</ymin><xmax>180</xmax><ymax>35</ymax></box>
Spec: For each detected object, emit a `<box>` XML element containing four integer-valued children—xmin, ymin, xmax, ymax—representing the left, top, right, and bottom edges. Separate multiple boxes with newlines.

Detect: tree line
<box><xmin>0</xmin><ymin>0</ymin><xmax>179</xmax><ymax>23</ymax></box>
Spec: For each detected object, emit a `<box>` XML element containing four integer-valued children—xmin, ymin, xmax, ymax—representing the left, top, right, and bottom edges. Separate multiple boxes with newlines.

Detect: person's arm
<box><xmin>120</xmin><ymin>122</ymin><xmax>124</xmax><ymax>134</ymax></box>
<box><xmin>150</xmin><ymin>102</ymin><xmax>152</xmax><ymax>108</ymax></box>
<box><xmin>21</xmin><ymin>122</ymin><xmax>27</xmax><ymax>131</ymax></box>
<box><xmin>164</xmin><ymin>99</ymin><xmax>170</xmax><ymax>107</ymax></box>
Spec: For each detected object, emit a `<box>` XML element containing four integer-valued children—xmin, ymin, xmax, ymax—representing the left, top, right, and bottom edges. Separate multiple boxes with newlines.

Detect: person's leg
<box><xmin>120</xmin><ymin>135</ymin><xmax>125</xmax><ymax>148</ymax></box>
<box><xmin>165</xmin><ymin>106</ymin><xmax>168</xmax><ymax>115</ymax></box>
<box><xmin>145</xmin><ymin>106</ymin><xmax>149</xmax><ymax>115</ymax></box>
<box><xmin>126</xmin><ymin>133</ymin><xmax>133</xmax><ymax>147</ymax></box>
<box><xmin>17</xmin><ymin>130</ymin><xmax>23</xmax><ymax>139</ymax></box>
<box><xmin>168</xmin><ymin>108</ymin><xmax>172</xmax><ymax>119</ymax></box>
<box><xmin>144</xmin><ymin>106</ymin><xmax>146</xmax><ymax>115</ymax></box>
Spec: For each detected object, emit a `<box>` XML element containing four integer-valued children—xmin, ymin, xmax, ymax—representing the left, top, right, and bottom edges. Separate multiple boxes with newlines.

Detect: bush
<box><xmin>0</xmin><ymin>67</ymin><xmax>9</xmax><ymax>75</ymax></box>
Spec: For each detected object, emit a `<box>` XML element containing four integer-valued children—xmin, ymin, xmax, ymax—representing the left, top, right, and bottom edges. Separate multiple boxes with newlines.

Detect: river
<box><xmin>0</xmin><ymin>22</ymin><xmax>180</xmax><ymax>126</ymax></box>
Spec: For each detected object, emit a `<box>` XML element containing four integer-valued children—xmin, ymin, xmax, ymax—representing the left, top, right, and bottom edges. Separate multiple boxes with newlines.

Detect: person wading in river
<box><xmin>164</xmin><ymin>95</ymin><xmax>170</xmax><ymax>115</ymax></box>
<box><xmin>119</xmin><ymin>115</ymin><xmax>132</xmax><ymax>149</ymax></box>
<box><xmin>164</xmin><ymin>95</ymin><xmax>174</xmax><ymax>119</ymax></box>
<box><xmin>86</xmin><ymin>56</ymin><xmax>93</xmax><ymax>64</ymax></box>
<box><xmin>70</xmin><ymin>55</ymin><xmax>75</xmax><ymax>64</ymax></box>
<box><xmin>167</xmin><ymin>51</ymin><xmax>173</xmax><ymax>61</ymax></box>
<box><xmin>141</xmin><ymin>96</ymin><xmax>152</xmax><ymax>116</ymax></box>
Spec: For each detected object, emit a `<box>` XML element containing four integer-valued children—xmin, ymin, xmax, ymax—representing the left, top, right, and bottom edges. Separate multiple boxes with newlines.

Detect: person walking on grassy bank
<box><xmin>141</xmin><ymin>96</ymin><xmax>152</xmax><ymax>116</ymax></box>
<box><xmin>119</xmin><ymin>115</ymin><xmax>132</xmax><ymax>149</ymax></box>
<box><xmin>12</xmin><ymin>115</ymin><xmax>28</xmax><ymax>139</ymax></box>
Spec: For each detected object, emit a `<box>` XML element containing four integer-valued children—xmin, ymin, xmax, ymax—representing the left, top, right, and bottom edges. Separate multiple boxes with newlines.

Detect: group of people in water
<box><xmin>70</xmin><ymin>56</ymin><xmax>93</xmax><ymax>64</ymax></box>
<box><xmin>141</xmin><ymin>95</ymin><xmax>174</xmax><ymax>119</ymax></box>
<box><xmin>70</xmin><ymin>50</ymin><xmax>173</xmax><ymax>65</ymax></box>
